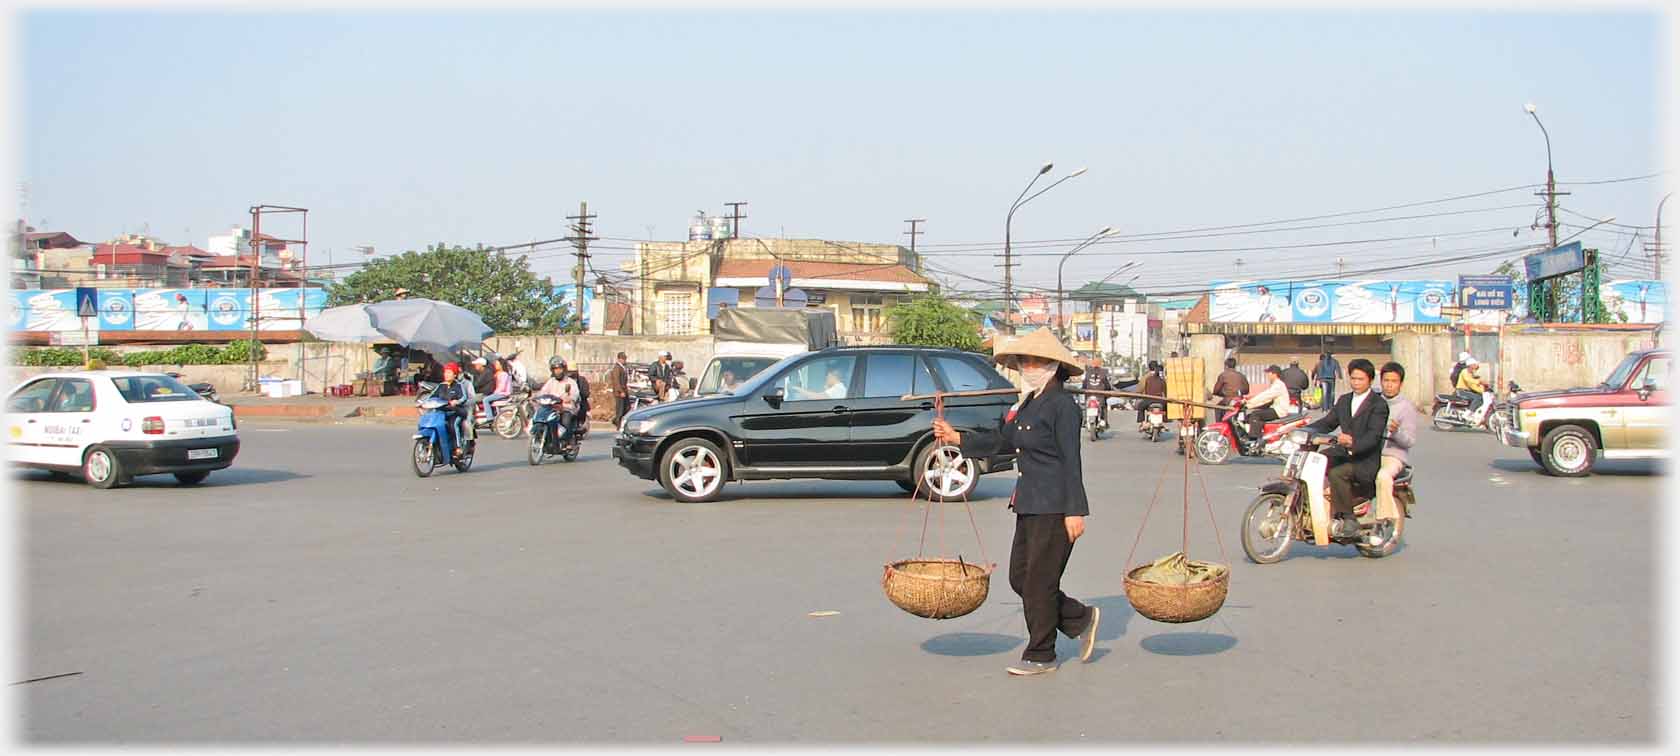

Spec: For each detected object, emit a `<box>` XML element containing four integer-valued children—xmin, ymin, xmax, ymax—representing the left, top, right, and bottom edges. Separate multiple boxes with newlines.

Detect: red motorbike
<box><xmin>1192</xmin><ymin>396</ymin><xmax>1309</xmax><ymax>465</ymax></box>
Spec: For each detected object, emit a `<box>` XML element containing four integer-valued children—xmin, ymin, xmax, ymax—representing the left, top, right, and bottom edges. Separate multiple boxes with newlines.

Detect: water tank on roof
<box><xmin>710</xmin><ymin>215</ymin><xmax>733</xmax><ymax>240</ymax></box>
<box><xmin>689</xmin><ymin>214</ymin><xmax>712</xmax><ymax>241</ymax></box>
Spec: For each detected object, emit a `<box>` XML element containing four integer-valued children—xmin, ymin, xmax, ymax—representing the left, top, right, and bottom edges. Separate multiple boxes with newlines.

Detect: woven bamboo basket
<box><xmin>1123</xmin><ymin>562</ymin><xmax>1230</xmax><ymax>623</ymax></box>
<box><xmin>883</xmin><ymin>558</ymin><xmax>993</xmax><ymax>620</ymax></box>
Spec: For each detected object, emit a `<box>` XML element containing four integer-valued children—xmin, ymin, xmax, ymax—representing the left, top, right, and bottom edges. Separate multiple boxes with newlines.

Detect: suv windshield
<box><xmin>1602</xmin><ymin>353</ymin><xmax>1643</xmax><ymax>389</ymax></box>
<box><xmin>698</xmin><ymin>357</ymin><xmax>783</xmax><ymax>396</ymax></box>
<box><xmin>113</xmin><ymin>375</ymin><xmax>202</xmax><ymax>403</ymax></box>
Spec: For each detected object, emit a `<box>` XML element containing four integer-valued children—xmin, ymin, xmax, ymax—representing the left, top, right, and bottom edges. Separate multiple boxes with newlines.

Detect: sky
<box><xmin>15</xmin><ymin>8</ymin><xmax>1671</xmax><ymax>298</ymax></box>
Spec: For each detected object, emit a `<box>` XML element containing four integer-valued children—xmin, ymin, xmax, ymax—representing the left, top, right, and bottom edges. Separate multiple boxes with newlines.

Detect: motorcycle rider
<box><xmin>1242</xmin><ymin>365</ymin><xmax>1294</xmax><ymax>448</ymax></box>
<box><xmin>1375</xmin><ymin>361</ymin><xmax>1417</xmax><ymax>546</ymax></box>
<box><xmin>1455</xmin><ymin>358</ymin><xmax>1488</xmax><ymax>414</ymax></box>
<box><xmin>649</xmin><ymin>351</ymin><xmax>675</xmax><ymax>402</ymax></box>
<box><xmin>1302</xmin><ymin>358</ymin><xmax>1389</xmax><ymax>540</ymax></box>
<box><xmin>1208</xmin><ymin>357</ymin><xmax>1250</xmax><ymax>443</ymax></box>
<box><xmin>1081</xmin><ymin>356</ymin><xmax>1113</xmax><ymax>429</ymax></box>
<box><xmin>538</xmin><ymin>356</ymin><xmax>582</xmax><ymax>441</ymax></box>
<box><xmin>1448</xmin><ymin>351</ymin><xmax>1471</xmax><ymax>391</ymax></box>
<box><xmin>507</xmin><ymin>349</ymin><xmax>531</xmax><ymax>392</ymax></box>
<box><xmin>1281</xmin><ymin>358</ymin><xmax>1311</xmax><ymax>406</ymax></box>
<box><xmin>439</xmin><ymin>362</ymin><xmax>472</xmax><ymax>458</ymax></box>
<box><xmin>1136</xmin><ymin>360</ymin><xmax>1167</xmax><ymax>430</ymax></box>
<box><xmin>477</xmin><ymin>357</ymin><xmax>512</xmax><ymax>422</ymax></box>
<box><xmin>571</xmin><ymin>361</ymin><xmax>592</xmax><ymax>436</ymax></box>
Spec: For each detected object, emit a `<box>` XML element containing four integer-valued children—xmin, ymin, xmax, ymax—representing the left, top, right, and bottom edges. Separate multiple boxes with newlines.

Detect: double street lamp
<box><xmin>1004</xmin><ymin>162</ymin><xmax>1087</xmax><ymax>326</ymax></box>
<box><xmin>1056</xmin><ymin>226</ymin><xmax>1117</xmax><ymax>338</ymax></box>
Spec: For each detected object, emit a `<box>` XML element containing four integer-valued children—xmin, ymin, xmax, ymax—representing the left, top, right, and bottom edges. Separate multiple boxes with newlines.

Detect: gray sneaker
<box><xmin>1006</xmin><ymin>660</ymin><xmax>1058</xmax><ymax>676</ymax></box>
<box><xmin>1079</xmin><ymin>606</ymin><xmax>1101</xmax><ymax>662</ymax></box>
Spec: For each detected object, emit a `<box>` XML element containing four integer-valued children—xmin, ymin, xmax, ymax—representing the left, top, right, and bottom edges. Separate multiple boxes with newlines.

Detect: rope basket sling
<box><xmin>882</xmin><ymin>392</ymin><xmax>1000</xmax><ymax>620</ymax></box>
<box><xmin>1114</xmin><ymin>393</ymin><xmax>1231</xmax><ymax>624</ymax></box>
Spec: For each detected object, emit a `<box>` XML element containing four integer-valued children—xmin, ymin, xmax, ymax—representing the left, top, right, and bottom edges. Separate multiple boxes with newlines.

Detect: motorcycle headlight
<box><xmin>628</xmin><ymin>419</ymin><xmax>657</xmax><ymax>435</ymax></box>
<box><xmin>1289</xmin><ymin>429</ymin><xmax>1308</xmax><ymax>445</ymax></box>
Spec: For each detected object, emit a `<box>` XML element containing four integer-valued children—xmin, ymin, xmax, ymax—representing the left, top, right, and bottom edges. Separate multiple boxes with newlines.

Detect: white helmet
<box><xmin>1458</xmin><ymin>351</ymin><xmax>1472</xmax><ymax>363</ymax></box>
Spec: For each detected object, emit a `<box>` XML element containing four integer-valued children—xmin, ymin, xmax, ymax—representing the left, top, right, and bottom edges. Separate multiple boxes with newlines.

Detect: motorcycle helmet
<box><xmin>549</xmin><ymin>356</ymin><xmax>567</xmax><ymax>371</ymax></box>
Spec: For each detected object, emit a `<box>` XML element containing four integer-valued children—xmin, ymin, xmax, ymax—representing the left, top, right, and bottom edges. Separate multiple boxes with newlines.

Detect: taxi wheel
<box><xmin>83</xmin><ymin>446</ymin><xmax>125</xmax><ymax>490</ymax></box>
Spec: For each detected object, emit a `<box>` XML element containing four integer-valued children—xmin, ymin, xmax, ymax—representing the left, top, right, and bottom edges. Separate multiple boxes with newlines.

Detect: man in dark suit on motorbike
<box><xmin>1303</xmin><ymin>358</ymin><xmax>1389</xmax><ymax>540</ymax></box>
<box><xmin>1080</xmin><ymin>356</ymin><xmax>1113</xmax><ymax>427</ymax></box>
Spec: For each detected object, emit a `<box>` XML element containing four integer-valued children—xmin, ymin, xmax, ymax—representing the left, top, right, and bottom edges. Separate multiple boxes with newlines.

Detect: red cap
<box><xmin>443</xmin><ymin>362</ymin><xmax>461</xmax><ymax>372</ymax></box>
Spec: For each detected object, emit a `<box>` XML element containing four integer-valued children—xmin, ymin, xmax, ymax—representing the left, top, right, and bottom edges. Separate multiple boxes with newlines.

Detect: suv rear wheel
<box><xmin>912</xmin><ymin>443</ymin><xmax>979</xmax><ymax>500</ymax></box>
<box><xmin>659</xmin><ymin>437</ymin><xmax>727</xmax><ymax>503</ymax></box>
<box><xmin>1540</xmin><ymin>425</ymin><xmax>1596</xmax><ymax>477</ymax></box>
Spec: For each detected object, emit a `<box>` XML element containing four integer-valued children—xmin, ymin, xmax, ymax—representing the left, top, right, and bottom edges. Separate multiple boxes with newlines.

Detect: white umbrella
<box><xmin>304</xmin><ymin>304</ymin><xmax>387</xmax><ymax>343</ymax></box>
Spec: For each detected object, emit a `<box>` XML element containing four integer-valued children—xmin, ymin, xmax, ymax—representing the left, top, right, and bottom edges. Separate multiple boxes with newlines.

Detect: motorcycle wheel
<box><xmin>1242</xmin><ymin>491</ymin><xmax>1294</xmax><ymax>564</ymax></box>
<box><xmin>1485</xmin><ymin>408</ymin><xmax>1509</xmax><ymax>434</ymax></box>
<box><xmin>528</xmin><ymin>425</ymin><xmax>546</xmax><ymax>465</ymax></box>
<box><xmin>1355</xmin><ymin>490</ymin><xmax>1410</xmax><ymax>559</ymax></box>
<box><xmin>412</xmin><ymin>439</ymin><xmax>436</xmax><ymax>478</ymax></box>
<box><xmin>454</xmin><ymin>442</ymin><xmax>475</xmax><ymax>473</ymax></box>
<box><xmin>562</xmin><ymin>444</ymin><xmax>578</xmax><ymax>462</ymax></box>
<box><xmin>1194</xmin><ymin>429</ymin><xmax>1232</xmax><ymax>465</ymax></box>
<box><xmin>494</xmin><ymin>407</ymin><xmax>523</xmax><ymax>439</ymax></box>
<box><xmin>1149</xmin><ymin>426</ymin><xmax>1161</xmax><ymax>443</ymax></box>
<box><xmin>1089</xmin><ymin>423</ymin><xmax>1099</xmax><ymax>442</ymax></box>
<box><xmin>1431</xmin><ymin>407</ymin><xmax>1455</xmax><ymax>432</ymax></box>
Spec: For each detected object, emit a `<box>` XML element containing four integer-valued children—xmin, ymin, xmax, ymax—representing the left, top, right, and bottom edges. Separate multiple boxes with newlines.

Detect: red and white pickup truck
<box><xmin>1499</xmin><ymin>349</ymin><xmax>1669</xmax><ymax>476</ymax></box>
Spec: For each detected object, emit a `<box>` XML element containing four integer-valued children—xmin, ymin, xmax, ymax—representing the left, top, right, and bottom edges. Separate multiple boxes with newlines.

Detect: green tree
<box><xmin>327</xmin><ymin>243</ymin><xmax>573</xmax><ymax>333</ymax></box>
<box><xmin>887</xmin><ymin>294</ymin><xmax>983</xmax><ymax>351</ymax></box>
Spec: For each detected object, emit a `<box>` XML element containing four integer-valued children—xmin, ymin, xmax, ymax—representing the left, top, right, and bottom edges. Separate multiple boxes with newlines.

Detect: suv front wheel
<box><xmin>1540</xmin><ymin>425</ymin><xmax>1597</xmax><ymax>477</ymax></box>
<box><xmin>659</xmin><ymin>437</ymin><xmax>728</xmax><ymax>503</ymax></box>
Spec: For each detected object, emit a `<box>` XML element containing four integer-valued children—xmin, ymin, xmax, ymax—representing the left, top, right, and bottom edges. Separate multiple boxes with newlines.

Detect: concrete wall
<box><xmin>1391</xmin><ymin>328</ymin><xmax>1658</xmax><ymax>409</ymax></box>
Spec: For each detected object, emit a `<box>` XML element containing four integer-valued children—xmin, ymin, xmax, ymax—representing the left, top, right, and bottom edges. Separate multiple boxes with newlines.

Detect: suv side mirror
<box><xmin>1637</xmin><ymin>378</ymin><xmax>1657</xmax><ymax>401</ymax></box>
<box><xmin>764</xmin><ymin>387</ymin><xmax>785</xmax><ymax>408</ymax></box>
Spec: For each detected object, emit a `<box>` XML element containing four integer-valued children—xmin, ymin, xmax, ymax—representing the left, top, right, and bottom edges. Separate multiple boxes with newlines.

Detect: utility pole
<box><xmin>566</xmin><ymin>201</ymin><xmax>597</xmax><ymax>359</ymax></box>
<box><xmin>724</xmin><ymin>201</ymin><xmax>747</xmax><ymax>240</ymax></box>
<box><xmin>903</xmin><ymin>218</ymin><xmax>925</xmax><ymax>274</ymax></box>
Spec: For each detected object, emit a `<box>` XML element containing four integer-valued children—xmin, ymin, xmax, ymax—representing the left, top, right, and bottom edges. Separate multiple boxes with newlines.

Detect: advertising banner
<box><xmin>1210</xmin><ymin>279</ymin><xmax>1451</xmax><ymax>323</ymax></box>
<box><xmin>1523</xmin><ymin>241</ymin><xmax>1585</xmax><ymax>280</ymax></box>
<box><xmin>1600</xmin><ymin>280</ymin><xmax>1666</xmax><ymax>324</ymax></box>
<box><xmin>554</xmin><ymin>284</ymin><xmax>594</xmax><ymax>329</ymax></box>
<box><xmin>6</xmin><ymin>288</ymin><xmax>326</xmax><ymax>332</ymax></box>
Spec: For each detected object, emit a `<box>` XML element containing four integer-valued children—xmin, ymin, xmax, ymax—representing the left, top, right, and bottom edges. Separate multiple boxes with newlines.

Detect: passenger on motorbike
<box><xmin>1302</xmin><ymin>358</ymin><xmax>1389</xmax><ymax>540</ymax></box>
<box><xmin>439</xmin><ymin>362</ymin><xmax>472</xmax><ymax>458</ymax></box>
<box><xmin>538</xmin><ymin>356</ymin><xmax>582</xmax><ymax>439</ymax></box>
<box><xmin>1242</xmin><ymin>365</ymin><xmax>1294</xmax><ymax>446</ymax></box>
<box><xmin>1081</xmin><ymin>356</ymin><xmax>1113</xmax><ymax>427</ymax></box>
<box><xmin>479</xmin><ymin>357</ymin><xmax>513</xmax><ymax>420</ymax></box>
<box><xmin>1375</xmin><ymin>361</ymin><xmax>1417</xmax><ymax>545</ymax></box>
<box><xmin>1455</xmin><ymin>358</ymin><xmax>1488</xmax><ymax>412</ymax></box>
<box><xmin>1136</xmin><ymin>360</ymin><xmax>1167</xmax><ymax>430</ymax></box>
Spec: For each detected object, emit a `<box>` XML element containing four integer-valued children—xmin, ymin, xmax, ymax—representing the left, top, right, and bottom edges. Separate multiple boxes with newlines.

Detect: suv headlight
<box><xmin>628</xmin><ymin>419</ymin><xmax>657</xmax><ymax>435</ymax></box>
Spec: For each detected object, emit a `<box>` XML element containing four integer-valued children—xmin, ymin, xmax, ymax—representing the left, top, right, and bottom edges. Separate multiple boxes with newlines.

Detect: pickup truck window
<box><xmin>1631</xmin><ymin>357</ymin><xmax>1670</xmax><ymax>391</ymax></box>
<box><xmin>1603</xmin><ymin>353</ymin><xmax>1642</xmax><ymax>389</ymax></box>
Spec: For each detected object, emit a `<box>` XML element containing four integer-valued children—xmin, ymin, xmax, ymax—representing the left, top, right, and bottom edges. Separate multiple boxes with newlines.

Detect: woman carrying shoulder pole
<box><xmin>931</xmin><ymin>329</ymin><xmax>1099</xmax><ymax>677</ymax></box>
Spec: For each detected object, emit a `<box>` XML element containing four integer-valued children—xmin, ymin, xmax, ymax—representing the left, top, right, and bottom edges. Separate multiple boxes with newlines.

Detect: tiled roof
<box><xmin>716</xmin><ymin>259</ymin><xmax>929</xmax><ymax>285</ymax></box>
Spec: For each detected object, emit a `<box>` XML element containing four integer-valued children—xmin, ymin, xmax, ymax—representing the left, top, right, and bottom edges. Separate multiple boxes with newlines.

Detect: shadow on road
<box><xmin>1140</xmin><ymin>631</ymin><xmax>1238</xmax><ymax>656</ymax></box>
<box><xmin>123</xmin><ymin>468</ymin><xmax>308</xmax><ymax>487</ymax></box>
<box><xmin>920</xmin><ymin>632</ymin><xmax>1022</xmax><ymax>657</ymax></box>
<box><xmin>1488</xmin><ymin>458</ymin><xmax>1541</xmax><ymax>473</ymax></box>
<box><xmin>1487</xmin><ymin>457</ymin><xmax>1663</xmax><ymax>477</ymax></box>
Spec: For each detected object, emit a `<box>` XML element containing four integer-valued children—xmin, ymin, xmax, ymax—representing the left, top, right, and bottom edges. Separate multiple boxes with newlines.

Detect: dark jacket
<box><xmin>472</xmin><ymin>368</ymin><xmax>496</xmax><ymax>396</ymax></box>
<box><xmin>648</xmin><ymin>360</ymin><xmax>674</xmax><ymax>385</ymax></box>
<box><xmin>608</xmin><ymin>362</ymin><xmax>629</xmax><ymax>397</ymax></box>
<box><xmin>1211</xmin><ymin>369</ymin><xmax>1249</xmax><ymax>401</ymax></box>
<box><xmin>957</xmin><ymin>381</ymin><xmax>1089</xmax><ymax>516</ymax></box>
<box><xmin>1305</xmin><ymin>389</ymin><xmax>1389</xmax><ymax>482</ymax></box>
<box><xmin>1080</xmin><ymin>366</ymin><xmax>1112</xmax><ymax>392</ymax></box>
<box><xmin>1281</xmin><ymin>366</ymin><xmax>1310</xmax><ymax>397</ymax></box>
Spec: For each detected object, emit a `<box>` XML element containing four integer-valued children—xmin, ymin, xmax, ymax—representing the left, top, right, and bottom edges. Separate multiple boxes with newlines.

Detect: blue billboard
<box><xmin>1210</xmin><ymin>279</ymin><xmax>1453</xmax><ymax>324</ymax></box>
<box><xmin>1458</xmin><ymin>275</ymin><xmax>1515</xmax><ymax>310</ymax></box>
<box><xmin>7</xmin><ymin>287</ymin><xmax>326</xmax><ymax>332</ymax></box>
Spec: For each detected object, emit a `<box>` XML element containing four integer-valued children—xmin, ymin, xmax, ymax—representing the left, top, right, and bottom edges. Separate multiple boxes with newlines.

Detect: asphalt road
<box><xmin>13</xmin><ymin>416</ymin><xmax>1662</xmax><ymax>744</ymax></box>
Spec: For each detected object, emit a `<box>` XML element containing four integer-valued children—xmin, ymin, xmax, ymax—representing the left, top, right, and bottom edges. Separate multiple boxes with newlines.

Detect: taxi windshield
<box><xmin>112</xmin><ymin>375</ymin><xmax>202</xmax><ymax>403</ymax></box>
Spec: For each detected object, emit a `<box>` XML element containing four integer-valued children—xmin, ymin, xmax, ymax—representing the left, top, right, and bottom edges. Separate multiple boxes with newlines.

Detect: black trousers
<box><xmin>1326</xmin><ymin>458</ymin><xmax>1360</xmax><ymax>519</ymax></box>
<box><xmin>611</xmin><ymin>394</ymin><xmax>629</xmax><ymax>425</ymax></box>
<box><xmin>1246</xmin><ymin>407</ymin><xmax>1279</xmax><ymax>440</ymax></box>
<box><xmin>1319</xmin><ymin>378</ymin><xmax>1337</xmax><ymax>406</ymax></box>
<box><xmin>1136</xmin><ymin>399</ymin><xmax>1164</xmax><ymax>423</ymax></box>
<box><xmin>1010</xmin><ymin>513</ymin><xmax>1093</xmax><ymax>663</ymax></box>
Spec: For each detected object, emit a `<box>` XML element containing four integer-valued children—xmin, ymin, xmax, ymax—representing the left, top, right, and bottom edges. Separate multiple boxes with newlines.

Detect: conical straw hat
<box><xmin>991</xmin><ymin>328</ymin><xmax>1084</xmax><ymax>377</ymax></box>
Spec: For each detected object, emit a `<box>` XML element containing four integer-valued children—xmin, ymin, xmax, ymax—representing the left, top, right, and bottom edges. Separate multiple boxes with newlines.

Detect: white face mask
<box><xmin>1021</xmin><ymin>361</ymin><xmax>1057</xmax><ymax>391</ymax></box>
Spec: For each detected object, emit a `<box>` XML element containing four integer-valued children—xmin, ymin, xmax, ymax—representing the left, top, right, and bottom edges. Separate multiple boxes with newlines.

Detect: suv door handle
<box><xmin>832</xmin><ymin>406</ymin><xmax>848</xmax><ymax>414</ymax></box>
<box><xmin>919</xmin><ymin>402</ymin><xmax>934</xmax><ymax>410</ymax></box>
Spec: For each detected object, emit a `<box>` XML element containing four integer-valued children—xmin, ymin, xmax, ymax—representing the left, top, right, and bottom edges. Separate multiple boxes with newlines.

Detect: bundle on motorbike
<box><xmin>527</xmin><ymin>394</ymin><xmax>581</xmax><ymax>465</ymax></box>
<box><xmin>1240</xmin><ymin>429</ymin><xmax>1413</xmax><ymax>562</ymax></box>
<box><xmin>412</xmin><ymin>382</ymin><xmax>475</xmax><ymax>477</ymax></box>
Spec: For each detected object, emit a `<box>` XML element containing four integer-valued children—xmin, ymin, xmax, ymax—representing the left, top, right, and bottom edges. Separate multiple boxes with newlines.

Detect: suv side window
<box><xmin>46</xmin><ymin>378</ymin><xmax>96</xmax><ymax>413</ymax></box>
<box><xmin>931</xmin><ymin>355</ymin><xmax>1000</xmax><ymax>393</ymax></box>
<box><xmin>862</xmin><ymin>353</ymin><xmax>937</xmax><ymax>399</ymax></box>
<box><xmin>7</xmin><ymin>378</ymin><xmax>59</xmax><ymax>413</ymax></box>
<box><xmin>780</xmin><ymin>355</ymin><xmax>859</xmax><ymax>401</ymax></box>
<box><xmin>1633</xmin><ymin>357</ymin><xmax>1670</xmax><ymax>391</ymax></box>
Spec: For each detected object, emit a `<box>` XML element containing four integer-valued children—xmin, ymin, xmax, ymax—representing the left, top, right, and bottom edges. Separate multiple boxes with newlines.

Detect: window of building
<box><xmin>661</xmin><ymin>291</ymin><xmax>694</xmax><ymax>335</ymax></box>
<box><xmin>851</xmin><ymin>294</ymin><xmax>885</xmax><ymax>333</ymax></box>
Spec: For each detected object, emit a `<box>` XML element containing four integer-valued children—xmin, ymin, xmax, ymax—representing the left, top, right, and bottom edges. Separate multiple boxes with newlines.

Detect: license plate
<box><xmin>186</xmin><ymin>448</ymin><xmax>218</xmax><ymax>460</ymax></box>
<box><xmin>1085</xmin><ymin>407</ymin><xmax>1098</xmax><ymax>417</ymax></box>
<box><xmin>1149</xmin><ymin>415</ymin><xmax>1164</xmax><ymax>425</ymax></box>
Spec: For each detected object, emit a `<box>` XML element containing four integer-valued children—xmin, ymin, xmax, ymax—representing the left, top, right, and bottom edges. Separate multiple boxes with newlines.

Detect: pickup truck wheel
<box><xmin>1540</xmin><ymin>425</ymin><xmax>1596</xmax><ymax>477</ymax></box>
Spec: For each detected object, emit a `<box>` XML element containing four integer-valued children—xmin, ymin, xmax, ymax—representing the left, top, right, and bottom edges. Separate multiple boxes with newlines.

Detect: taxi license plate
<box><xmin>187</xmin><ymin>448</ymin><xmax>219</xmax><ymax>460</ymax></box>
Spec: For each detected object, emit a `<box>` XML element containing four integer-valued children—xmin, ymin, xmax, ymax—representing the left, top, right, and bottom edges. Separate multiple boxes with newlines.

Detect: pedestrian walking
<box><xmin>608</xmin><ymin>351</ymin><xmax>630</xmax><ymax>427</ymax></box>
<box><xmin>1316</xmin><ymin>351</ymin><xmax>1344</xmax><ymax>409</ymax></box>
<box><xmin>931</xmin><ymin>328</ymin><xmax>1100</xmax><ymax>677</ymax></box>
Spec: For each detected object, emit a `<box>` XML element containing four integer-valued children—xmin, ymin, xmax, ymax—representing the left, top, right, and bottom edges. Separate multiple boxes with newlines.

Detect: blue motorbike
<box><xmin>413</xmin><ymin>382</ymin><xmax>476</xmax><ymax>477</ymax></box>
<box><xmin>527</xmin><ymin>394</ymin><xmax>580</xmax><ymax>465</ymax></box>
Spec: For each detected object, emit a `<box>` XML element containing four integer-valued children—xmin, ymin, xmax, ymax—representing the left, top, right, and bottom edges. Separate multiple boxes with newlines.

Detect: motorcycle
<box><xmin>1193</xmin><ymin>396</ymin><xmax>1309</xmax><ymax>465</ymax></box>
<box><xmin>1140</xmin><ymin>402</ymin><xmax>1167</xmax><ymax>443</ymax></box>
<box><xmin>527</xmin><ymin>394</ymin><xmax>580</xmax><ymax>465</ymax></box>
<box><xmin>1241</xmin><ymin>428</ymin><xmax>1413</xmax><ymax>562</ymax></box>
<box><xmin>165</xmin><ymin>372</ymin><xmax>220</xmax><ymax>403</ymax></box>
<box><xmin>412</xmin><ymin>382</ymin><xmax>475</xmax><ymax>478</ymax></box>
<box><xmin>490</xmin><ymin>388</ymin><xmax>533</xmax><ymax>439</ymax></box>
<box><xmin>1085</xmin><ymin>395</ymin><xmax>1108</xmax><ymax>441</ymax></box>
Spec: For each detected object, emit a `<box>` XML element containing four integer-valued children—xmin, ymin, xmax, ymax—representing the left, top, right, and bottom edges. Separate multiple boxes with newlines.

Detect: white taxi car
<box><xmin>7</xmin><ymin>370</ymin><xmax>240</xmax><ymax>488</ymax></box>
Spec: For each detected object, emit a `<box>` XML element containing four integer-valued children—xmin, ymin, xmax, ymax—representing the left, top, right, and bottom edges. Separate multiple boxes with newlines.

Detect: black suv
<box><xmin>612</xmin><ymin>346</ymin><xmax>1019</xmax><ymax>502</ymax></box>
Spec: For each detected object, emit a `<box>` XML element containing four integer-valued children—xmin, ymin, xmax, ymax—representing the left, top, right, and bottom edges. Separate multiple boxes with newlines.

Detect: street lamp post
<box><xmin>1004</xmin><ymin>163</ymin><xmax>1086</xmax><ymax>327</ymax></box>
<box><xmin>1056</xmin><ymin>226</ymin><xmax>1116</xmax><ymax>338</ymax></box>
<box><xmin>1524</xmin><ymin>103</ymin><xmax>1559</xmax><ymax>249</ymax></box>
